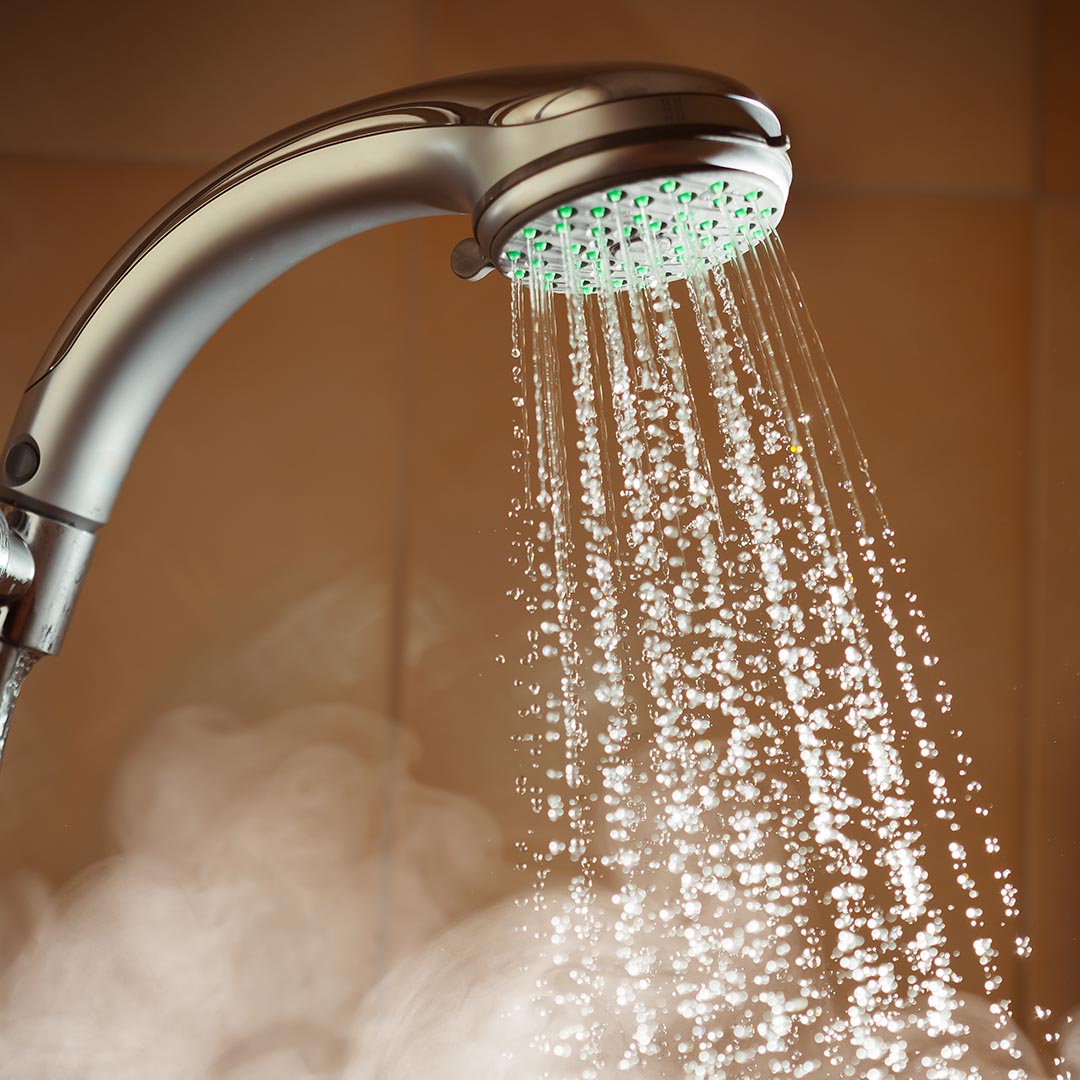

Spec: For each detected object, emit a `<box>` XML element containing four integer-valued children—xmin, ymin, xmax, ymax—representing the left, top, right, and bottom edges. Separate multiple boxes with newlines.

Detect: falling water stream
<box><xmin>506</xmin><ymin>186</ymin><xmax>1070</xmax><ymax>1079</ymax></box>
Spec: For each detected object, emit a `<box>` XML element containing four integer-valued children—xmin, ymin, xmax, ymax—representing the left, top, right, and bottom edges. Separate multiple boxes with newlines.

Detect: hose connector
<box><xmin>0</xmin><ymin>504</ymin><xmax>96</xmax><ymax>656</ymax></box>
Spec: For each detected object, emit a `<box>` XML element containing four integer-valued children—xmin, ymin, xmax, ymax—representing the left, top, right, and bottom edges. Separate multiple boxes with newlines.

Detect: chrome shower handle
<box><xmin>0</xmin><ymin>63</ymin><xmax>786</xmax><ymax>659</ymax></box>
<box><xmin>0</xmin><ymin>63</ymin><xmax>782</xmax><ymax>531</ymax></box>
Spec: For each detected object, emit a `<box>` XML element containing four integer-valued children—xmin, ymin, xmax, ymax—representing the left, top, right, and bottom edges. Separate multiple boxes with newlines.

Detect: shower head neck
<box><xmin>0</xmin><ymin>63</ymin><xmax>790</xmax><ymax>656</ymax></box>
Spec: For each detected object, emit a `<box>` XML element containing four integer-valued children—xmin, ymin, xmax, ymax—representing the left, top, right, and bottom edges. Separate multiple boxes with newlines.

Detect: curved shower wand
<box><xmin>0</xmin><ymin>63</ymin><xmax>790</xmax><ymax>665</ymax></box>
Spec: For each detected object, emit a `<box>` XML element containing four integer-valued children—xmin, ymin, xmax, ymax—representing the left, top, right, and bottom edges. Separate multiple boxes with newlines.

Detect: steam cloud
<box><xmin>0</xmin><ymin>702</ymin><xmax>506</xmax><ymax>1078</ymax></box>
<box><xmin>0</xmin><ymin>569</ymin><xmax>1070</xmax><ymax>1078</ymax></box>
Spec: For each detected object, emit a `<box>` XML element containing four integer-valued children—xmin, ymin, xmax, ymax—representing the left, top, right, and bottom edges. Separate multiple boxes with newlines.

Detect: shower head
<box><xmin>0</xmin><ymin>63</ymin><xmax>790</xmax><ymax>660</ymax></box>
<box><xmin>456</xmin><ymin>66</ymin><xmax>790</xmax><ymax>291</ymax></box>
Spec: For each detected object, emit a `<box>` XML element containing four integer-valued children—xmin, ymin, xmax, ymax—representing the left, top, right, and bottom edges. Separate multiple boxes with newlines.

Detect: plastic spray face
<box><xmin>494</xmin><ymin>170</ymin><xmax>784</xmax><ymax>294</ymax></box>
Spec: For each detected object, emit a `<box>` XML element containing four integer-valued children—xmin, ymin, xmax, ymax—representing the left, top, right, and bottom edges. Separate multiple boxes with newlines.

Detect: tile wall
<box><xmin>0</xmin><ymin>0</ymin><xmax>1075</xmax><ymax>1019</ymax></box>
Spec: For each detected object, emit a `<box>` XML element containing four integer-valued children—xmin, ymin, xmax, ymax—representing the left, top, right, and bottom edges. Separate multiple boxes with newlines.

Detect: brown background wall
<box><xmin>0</xmin><ymin>0</ymin><xmax>1076</xmax><ymax>1022</ymax></box>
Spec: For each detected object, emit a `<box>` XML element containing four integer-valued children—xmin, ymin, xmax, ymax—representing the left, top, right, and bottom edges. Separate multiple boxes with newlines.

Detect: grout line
<box><xmin>771</xmin><ymin>183</ymin><xmax>1074</xmax><ymax>203</ymax></box>
<box><xmin>415</xmin><ymin>0</ymin><xmax>433</xmax><ymax>80</ymax></box>
<box><xmin>1017</xmin><ymin>0</ymin><xmax>1047</xmax><ymax>1025</ymax></box>
<box><xmin>383</xmin><ymin>0</ymin><xmax>429</xmax><ymax>729</ymax></box>
<box><xmin>375</xmin><ymin>0</ymin><xmax>429</xmax><ymax>987</ymax></box>
<box><xmin>376</xmin><ymin>236</ymin><xmax>417</xmax><ymax>979</ymax></box>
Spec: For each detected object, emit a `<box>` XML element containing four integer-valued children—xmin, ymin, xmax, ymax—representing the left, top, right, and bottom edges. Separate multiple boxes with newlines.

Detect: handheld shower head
<box><xmin>0</xmin><ymin>63</ymin><xmax>790</xmax><ymax>660</ymax></box>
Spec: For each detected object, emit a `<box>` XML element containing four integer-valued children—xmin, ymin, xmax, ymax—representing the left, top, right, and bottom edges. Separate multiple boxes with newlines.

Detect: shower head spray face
<box><xmin>495</xmin><ymin>170</ymin><xmax>783</xmax><ymax>294</ymax></box>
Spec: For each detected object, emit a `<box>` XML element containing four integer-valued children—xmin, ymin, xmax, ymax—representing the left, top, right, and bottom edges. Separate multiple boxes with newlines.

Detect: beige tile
<box><xmin>421</xmin><ymin>0</ymin><xmax>1035</xmax><ymax>195</ymax></box>
<box><xmin>0</xmin><ymin>157</ymin><xmax>409</xmax><ymax>881</ymax></box>
<box><xmin>0</xmin><ymin>0</ymin><xmax>421</xmax><ymax>162</ymax></box>
<box><xmin>397</xmin><ymin>215</ymin><xmax>528</xmax><ymax>841</ymax></box>
<box><xmin>1024</xmin><ymin>203</ymin><xmax>1080</xmax><ymax>1015</ymax></box>
<box><xmin>1041</xmin><ymin>0</ymin><xmax>1080</xmax><ymax>196</ymax></box>
<box><xmin>1</xmin><ymin>1</ymin><xmax>1034</xmax><ymax>195</ymax></box>
<box><xmin>0</xmin><ymin>158</ymin><xmax>205</xmax><ymax>367</ymax></box>
<box><xmin>0</xmin><ymin>156</ymin><xmax>200</xmax><ymax>878</ymax></box>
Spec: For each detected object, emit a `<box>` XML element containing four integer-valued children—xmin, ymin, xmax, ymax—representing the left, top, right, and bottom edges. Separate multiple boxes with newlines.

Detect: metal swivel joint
<box><xmin>0</xmin><ymin>505</ymin><xmax>96</xmax><ymax>657</ymax></box>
